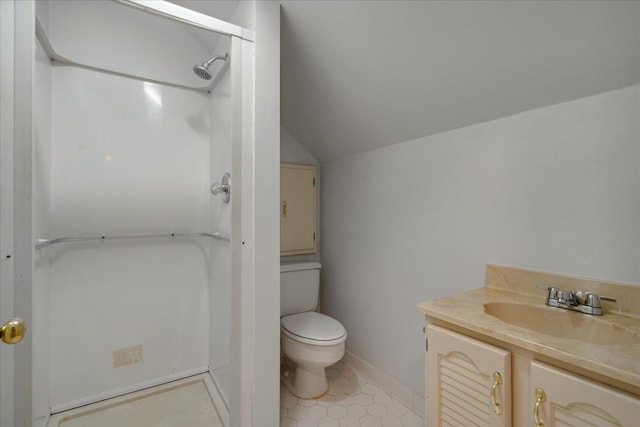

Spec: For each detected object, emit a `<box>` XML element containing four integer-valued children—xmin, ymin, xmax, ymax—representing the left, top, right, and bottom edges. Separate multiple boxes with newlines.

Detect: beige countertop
<box><xmin>417</xmin><ymin>265</ymin><xmax>640</xmax><ymax>395</ymax></box>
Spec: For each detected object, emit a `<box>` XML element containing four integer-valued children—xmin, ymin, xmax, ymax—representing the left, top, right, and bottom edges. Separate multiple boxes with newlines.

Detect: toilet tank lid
<box><xmin>280</xmin><ymin>262</ymin><xmax>321</xmax><ymax>273</ymax></box>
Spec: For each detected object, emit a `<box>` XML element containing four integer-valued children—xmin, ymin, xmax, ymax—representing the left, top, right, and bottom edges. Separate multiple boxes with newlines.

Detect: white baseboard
<box><xmin>343</xmin><ymin>351</ymin><xmax>425</xmax><ymax>417</ymax></box>
<box><xmin>50</xmin><ymin>366</ymin><xmax>210</xmax><ymax>414</ymax></box>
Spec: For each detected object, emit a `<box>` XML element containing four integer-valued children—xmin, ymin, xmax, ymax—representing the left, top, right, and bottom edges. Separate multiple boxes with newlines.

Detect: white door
<box><xmin>0</xmin><ymin>0</ymin><xmax>34</xmax><ymax>425</ymax></box>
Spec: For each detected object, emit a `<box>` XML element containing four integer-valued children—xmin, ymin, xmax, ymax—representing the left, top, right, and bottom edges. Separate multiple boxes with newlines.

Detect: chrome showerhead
<box><xmin>193</xmin><ymin>53</ymin><xmax>228</xmax><ymax>80</ymax></box>
<box><xmin>193</xmin><ymin>64</ymin><xmax>213</xmax><ymax>80</ymax></box>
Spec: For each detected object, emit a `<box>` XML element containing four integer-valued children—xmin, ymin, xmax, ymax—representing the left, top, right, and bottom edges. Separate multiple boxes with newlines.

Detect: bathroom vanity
<box><xmin>417</xmin><ymin>264</ymin><xmax>640</xmax><ymax>427</ymax></box>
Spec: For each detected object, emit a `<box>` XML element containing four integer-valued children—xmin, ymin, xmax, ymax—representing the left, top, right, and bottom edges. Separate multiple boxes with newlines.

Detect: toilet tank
<box><xmin>281</xmin><ymin>262</ymin><xmax>321</xmax><ymax>317</ymax></box>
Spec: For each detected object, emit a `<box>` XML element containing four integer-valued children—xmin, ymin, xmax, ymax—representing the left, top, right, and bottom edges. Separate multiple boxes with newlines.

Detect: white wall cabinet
<box><xmin>426</xmin><ymin>324</ymin><xmax>640</xmax><ymax>427</ymax></box>
<box><xmin>530</xmin><ymin>361</ymin><xmax>640</xmax><ymax>427</ymax></box>
<box><xmin>280</xmin><ymin>163</ymin><xmax>317</xmax><ymax>255</ymax></box>
<box><xmin>427</xmin><ymin>325</ymin><xmax>511</xmax><ymax>427</ymax></box>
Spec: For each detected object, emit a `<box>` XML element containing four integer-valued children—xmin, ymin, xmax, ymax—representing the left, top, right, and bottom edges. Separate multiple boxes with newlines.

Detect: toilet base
<box><xmin>281</xmin><ymin>365</ymin><xmax>328</xmax><ymax>400</ymax></box>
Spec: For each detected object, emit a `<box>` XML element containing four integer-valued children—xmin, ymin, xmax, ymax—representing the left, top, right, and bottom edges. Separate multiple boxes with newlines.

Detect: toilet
<box><xmin>280</xmin><ymin>262</ymin><xmax>347</xmax><ymax>399</ymax></box>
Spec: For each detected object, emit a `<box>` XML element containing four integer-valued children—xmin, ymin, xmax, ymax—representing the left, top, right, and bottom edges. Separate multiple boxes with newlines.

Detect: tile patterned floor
<box><xmin>280</xmin><ymin>361</ymin><xmax>424</xmax><ymax>427</ymax></box>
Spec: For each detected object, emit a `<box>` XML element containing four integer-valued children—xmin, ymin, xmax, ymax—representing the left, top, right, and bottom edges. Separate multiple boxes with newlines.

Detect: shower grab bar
<box><xmin>35</xmin><ymin>232</ymin><xmax>230</xmax><ymax>250</ymax></box>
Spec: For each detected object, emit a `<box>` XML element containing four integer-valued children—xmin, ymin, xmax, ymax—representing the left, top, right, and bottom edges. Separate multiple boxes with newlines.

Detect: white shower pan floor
<box><xmin>48</xmin><ymin>374</ymin><xmax>226</xmax><ymax>427</ymax></box>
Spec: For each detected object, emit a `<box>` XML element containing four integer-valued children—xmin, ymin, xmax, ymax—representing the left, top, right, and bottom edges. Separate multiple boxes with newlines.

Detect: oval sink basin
<box><xmin>483</xmin><ymin>302</ymin><xmax>639</xmax><ymax>345</ymax></box>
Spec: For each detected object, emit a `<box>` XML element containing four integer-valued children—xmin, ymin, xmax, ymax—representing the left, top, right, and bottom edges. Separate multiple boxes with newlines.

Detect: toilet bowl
<box><xmin>280</xmin><ymin>262</ymin><xmax>347</xmax><ymax>399</ymax></box>
<box><xmin>280</xmin><ymin>311</ymin><xmax>347</xmax><ymax>399</ymax></box>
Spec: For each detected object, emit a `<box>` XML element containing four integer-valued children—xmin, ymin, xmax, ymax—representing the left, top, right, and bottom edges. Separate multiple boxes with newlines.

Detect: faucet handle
<box><xmin>584</xmin><ymin>293</ymin><xmax>600</xmax><ymax>308</ymax></box>
<box><xmin>584</xmin><ymin>294</ymin><xmax>617</xmax><ymax>308</ymax></box>
<box><xmin>574</xmin><ymin>290</ymin><xmax>587</xmax><ymax>305</ymax></box>
<box><xmin>537</xmin><ymin>284</ymin><xmax>560</xmax><ymax>306</ymax></box>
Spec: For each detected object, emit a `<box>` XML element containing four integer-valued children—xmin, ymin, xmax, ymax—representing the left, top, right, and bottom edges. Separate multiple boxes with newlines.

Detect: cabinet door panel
<box><xmin>280</xmin><ymin>164</ymin><xmax>316</xmax><ymax>255</ymax></box>
<box><xmin>531</xmin><ymin>361</ymin><xmax>640</xmax><ymax>427</ymax></box>
<box><xmin>427</xmin><ymin>325</ymin><xmax>511</xmax><ymax>427</ymax></box>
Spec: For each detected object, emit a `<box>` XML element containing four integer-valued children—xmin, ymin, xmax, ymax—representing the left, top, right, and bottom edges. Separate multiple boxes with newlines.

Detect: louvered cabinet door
<box><xmin>427</xmin><ymin>325</ymin><xmax>511</xmax><ymax>427</ymax></box>
<box><xmin>530</xmin><ymin>361</ymin><xmax>640</xmax><ymax>427</ymax></box>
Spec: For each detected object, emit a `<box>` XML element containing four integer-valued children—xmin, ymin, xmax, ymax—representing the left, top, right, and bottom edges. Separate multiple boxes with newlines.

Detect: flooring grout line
<box><xmin>280</xmin><ymin>358</ymin><xmax>425</xmax><ymax>427</ymax></box>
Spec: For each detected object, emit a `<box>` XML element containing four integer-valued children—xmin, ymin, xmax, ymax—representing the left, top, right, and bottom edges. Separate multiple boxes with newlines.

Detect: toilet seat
<box><xmin>281</xmin><ymin>312</ymin><xmax>347</xmax><ymax>346</ymax></box>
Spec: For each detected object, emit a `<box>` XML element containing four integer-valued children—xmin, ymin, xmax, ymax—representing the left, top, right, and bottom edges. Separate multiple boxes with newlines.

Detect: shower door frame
<box><xmin>1</xmin><ymin>1</ymin><xmax>34</xmax><ymax>426</ymax></box>
<box><xmin>1</xmin><ymin>1</ymin><xmax>259</xmax><ymax>426</ymax></box>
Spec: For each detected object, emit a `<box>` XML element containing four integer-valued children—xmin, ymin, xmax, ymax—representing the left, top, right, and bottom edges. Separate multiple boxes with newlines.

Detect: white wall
<box><xmin>320</xmin><ymin>86</ymin><xmax>640</xmax><ymax>398</ymax></box>
<box><xmin>35</xmin><ymin>0</ymin><xmax>49</xmax><ymax>34</ymax></box>
<box><xmin>281</xmin><ymin>125</ymin><xmax>318</xmax><ymax>165</ymax></box>
<box><xmin>252</xmin><ymin>1</ymin><xmax>280</xmax><ymax>424</ymax></box>
<box><xmin>46</xmin><ymin>66</ymin><xmax>211</xmax><ymax>406</ymax></box>
<box><xmin>229</xmin><ymin>0</ymin><xmax>255</xmax><ymax>31</ymax></box>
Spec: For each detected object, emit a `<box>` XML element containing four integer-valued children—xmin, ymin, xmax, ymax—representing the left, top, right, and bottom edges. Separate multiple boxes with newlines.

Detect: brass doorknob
<box><xmin>1</xmin><ymin>318</ymin><xmax>26</xmax><ymax>344</ymax></box>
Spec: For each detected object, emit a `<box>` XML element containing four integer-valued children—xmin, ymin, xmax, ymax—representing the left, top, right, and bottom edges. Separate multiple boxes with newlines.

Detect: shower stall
<box><xmin>0</xmin><ymin>0</ymin><xmax>262</xmax><ymax>425</ymax></box>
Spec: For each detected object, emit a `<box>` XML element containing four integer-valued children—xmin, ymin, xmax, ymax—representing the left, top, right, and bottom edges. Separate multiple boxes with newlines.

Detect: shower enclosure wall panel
<box><xmin>46</xmin><ymin>64</ymin><xmax>212</xmax><ymax>408</ymax></box>
<box><xmin>46</xmin><ymin>0</ymin><xmax>216</xmax><ymax>90</ymax></box>
<box><xmin>49</xmin><ymin>66</ymin><xmax>211</xmax><ymax>235</ymax></box>
<box><xmin>15</xmin><ymin>1</ymin><xmax>261</xmax><ymax>424</ymax></box>
<box><xmin>33</xmin><ymin>35</ymin><xmax>53</xmax><ymax>422</ymax></box>
<box><xmin>208</xmin><ymin>62</ymin><xmax>233</xmax><ymax>405</ymax></box>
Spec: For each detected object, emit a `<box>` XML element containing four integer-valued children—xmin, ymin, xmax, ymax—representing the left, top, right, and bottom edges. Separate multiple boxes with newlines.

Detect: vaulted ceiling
<box><xmin>173</xmin><ymin>1</ymin><xmax>640</xmax><ymax>162</ymax></box>
<box><xmin>280</xmin><ymin>0</ymin><xmax>639</xmax><ymax>161</ymax></box>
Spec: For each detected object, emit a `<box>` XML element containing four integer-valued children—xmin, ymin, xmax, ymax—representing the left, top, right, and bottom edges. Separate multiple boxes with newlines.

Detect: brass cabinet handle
<box><xmin>534</xmin><ymin>387</ymin><xmax>546</xmax><ymax>427</ymax></box>
<box><xmin>491</xmin><ymin>372</ymin><xmax>503</xmax><ymax>415</ymax></box>
<box><xmin>282</xmin><ymin>201</ymin><xmax>287</xmax><ymax>218</ymax></box>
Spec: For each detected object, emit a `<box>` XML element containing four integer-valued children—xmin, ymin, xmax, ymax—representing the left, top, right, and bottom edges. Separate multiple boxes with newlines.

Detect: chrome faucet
<box><xmin>536</xmin><ymin>285</ymin><xmax>616</xmax><ymax>316</ymax></box>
